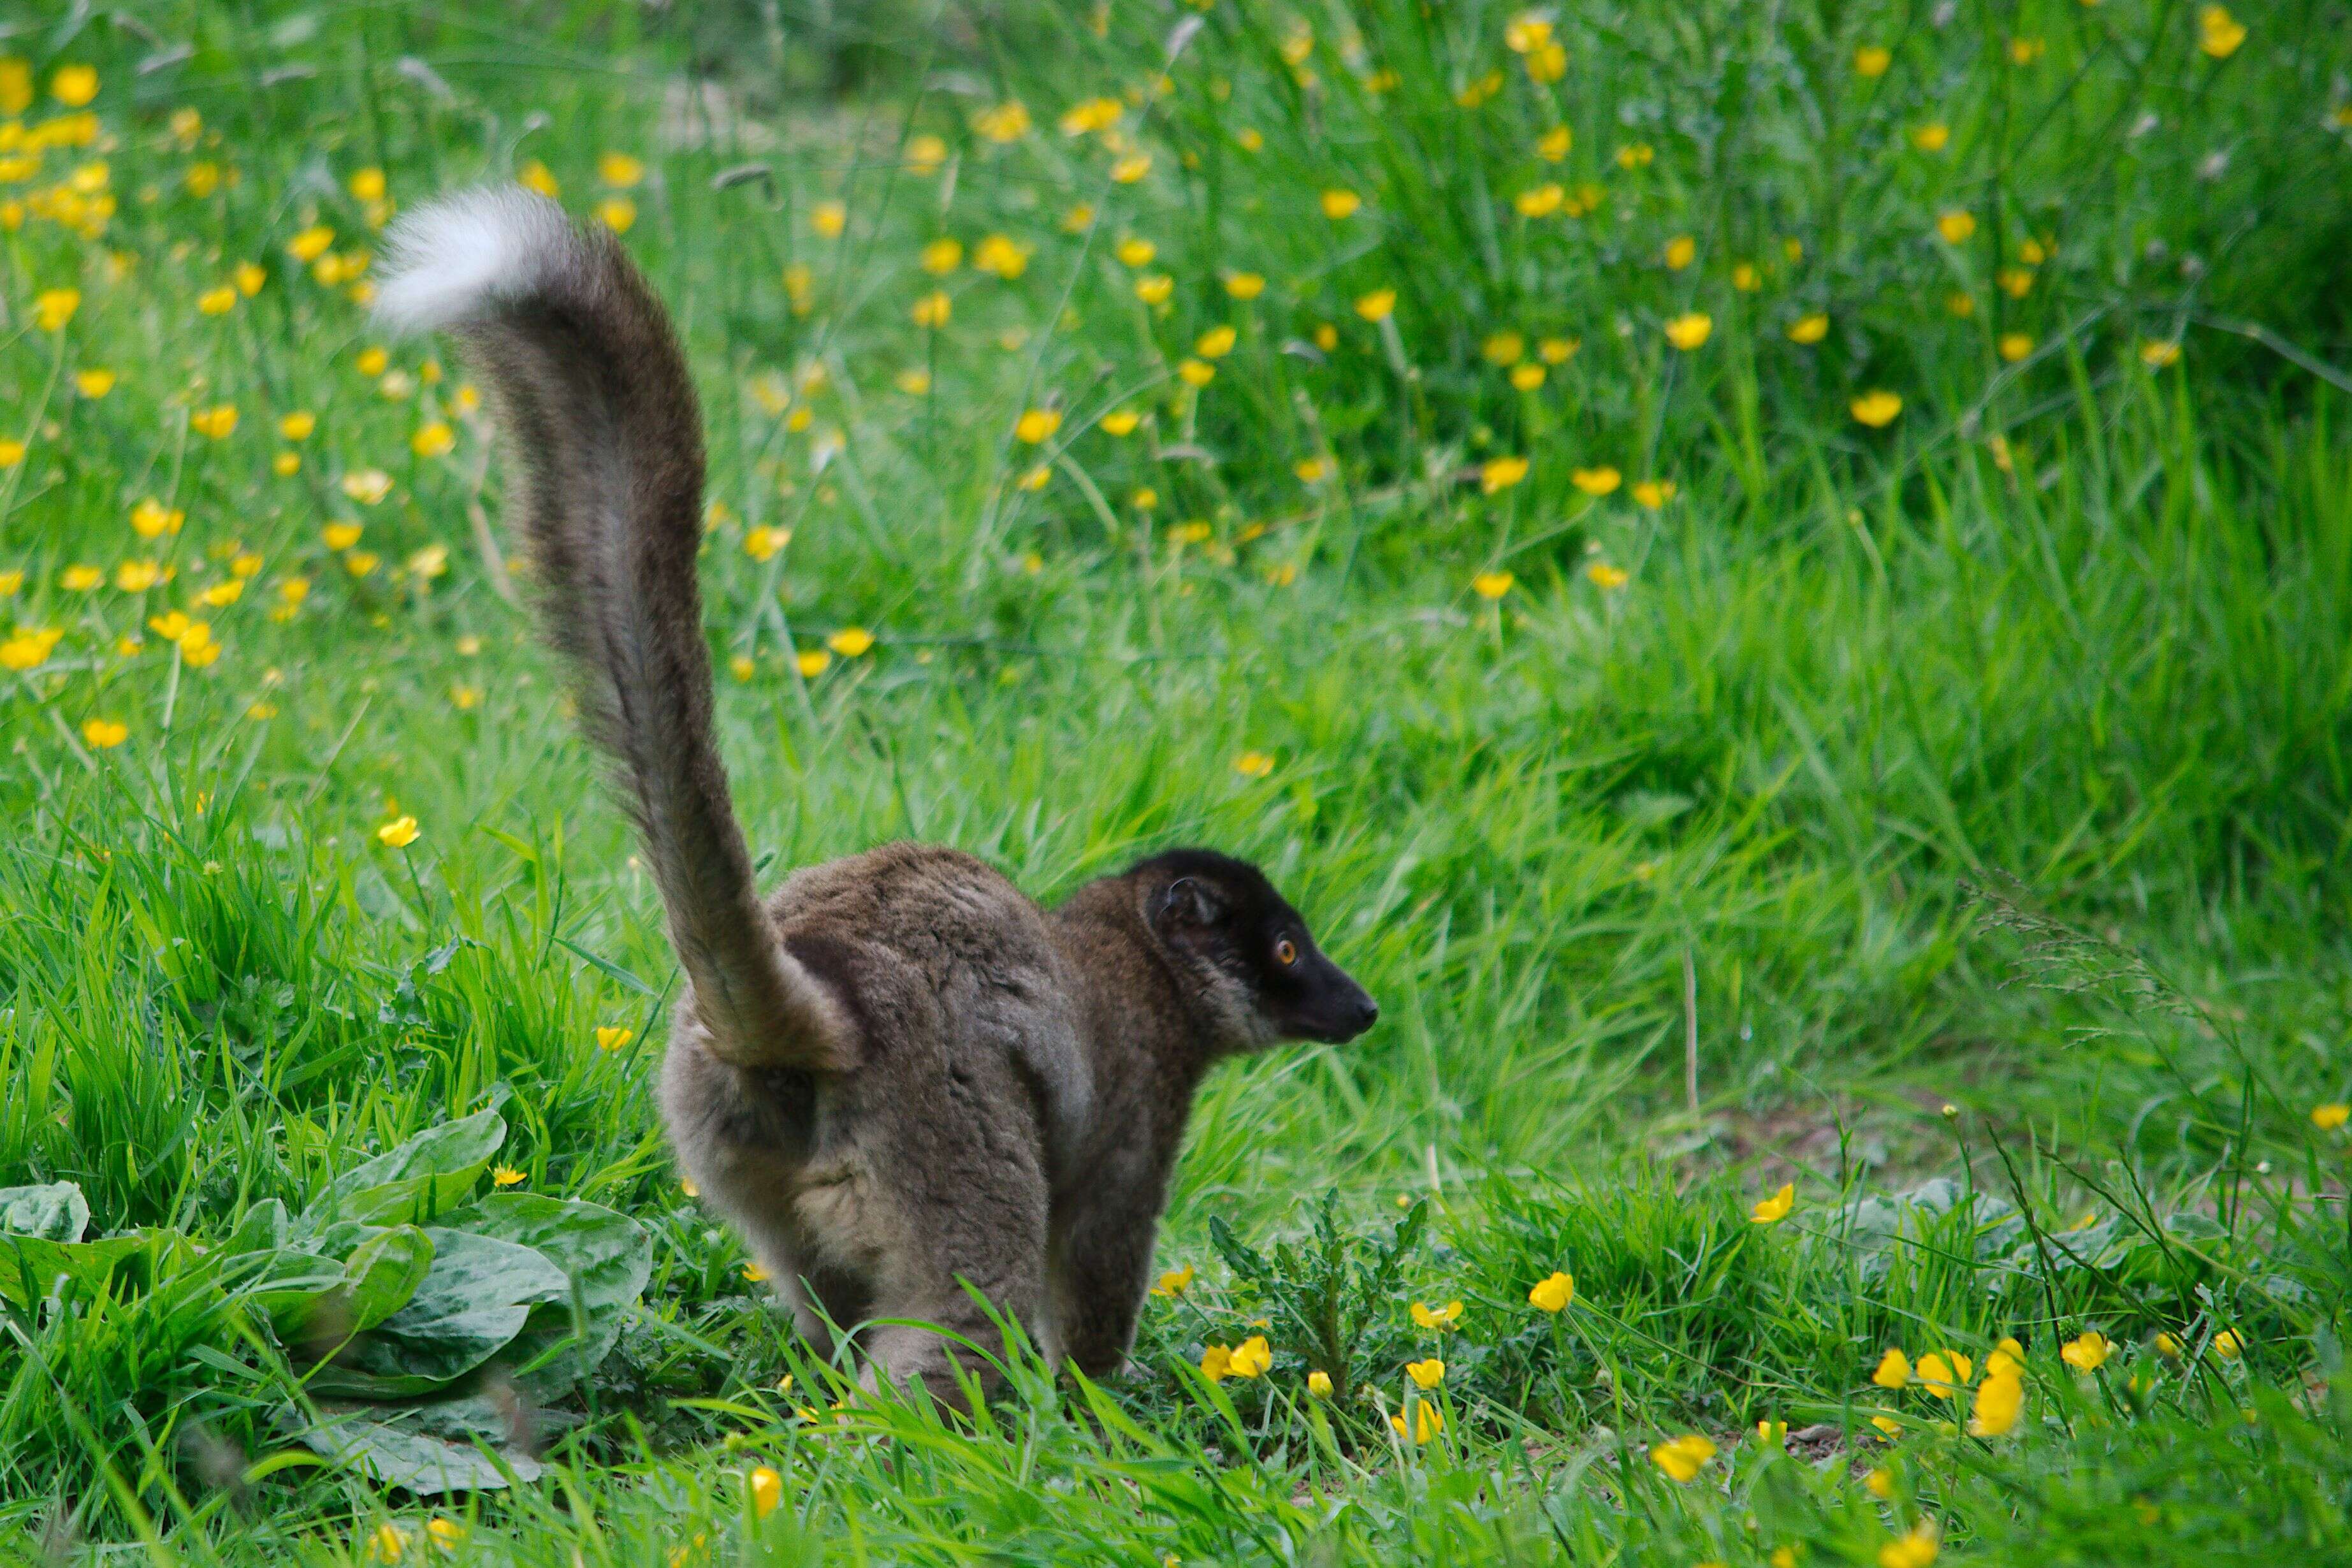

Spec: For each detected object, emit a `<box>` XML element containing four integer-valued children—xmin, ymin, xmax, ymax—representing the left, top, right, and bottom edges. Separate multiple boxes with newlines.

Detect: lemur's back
<box><xmin>659</xmin><ymin>843</ymin><xmax>1092</xmax><ymax>1352</ymax></box>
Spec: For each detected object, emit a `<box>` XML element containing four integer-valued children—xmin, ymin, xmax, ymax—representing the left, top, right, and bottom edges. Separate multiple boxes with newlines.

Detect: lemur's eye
<box><xmin>1275</xmin><ymin>937</ymin><xmax>1298</xmax><ymax>966</ymax></box>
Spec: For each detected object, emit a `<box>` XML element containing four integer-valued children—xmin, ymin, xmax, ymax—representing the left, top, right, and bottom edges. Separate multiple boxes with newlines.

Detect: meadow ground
<box><xmin>1</xmin><ymin>1</ymin><xmax>2350</xmax><ymax>1563</ymax></box>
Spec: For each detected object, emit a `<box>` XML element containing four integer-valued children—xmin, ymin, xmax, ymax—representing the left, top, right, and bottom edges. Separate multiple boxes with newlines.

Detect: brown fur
<box><xmin>382</xmin><ymin>191</ymin><xmax>1377</xmax><ymax>1403</ymax></box>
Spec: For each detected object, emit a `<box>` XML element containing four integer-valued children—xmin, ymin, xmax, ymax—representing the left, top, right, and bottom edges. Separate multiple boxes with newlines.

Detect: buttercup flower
<box><xmin>2061</xmin><ymin>1332</ymin><xmax>2110</xmax><ymax>1372</ymax></box>
<box><xmin>1664</xmin><ymin>313</ymin><xmax>1712</xmax><ymax>349</ymax></box>
<box><xmin>1528</xmin><ymin>1271</ymin><xmax>1573</xmax><ymax>1310</ymax></box>
<box><xmin>1405</xmin><ymin>1357</ymin><xmax>1445</xmax><ymax>1388</ymax></box>
<box><xmin>1750</xmin><ymin>1182</ymin><xmax>1796</xmax><ymax>1223</ymax></box>
<box><xmin>378</xmin><ymin>816</ymin><xmax>421</xmax><ymax>848</ymax></box>
<box><xmin>1650</xmin><ymin>1433</ymin><xmax>1717</xmax><ymax>1483</ymax></box>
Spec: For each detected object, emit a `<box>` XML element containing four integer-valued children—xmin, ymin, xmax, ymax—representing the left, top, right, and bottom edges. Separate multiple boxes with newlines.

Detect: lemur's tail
<box><xmin>377</xmin><ymin>187</ymin><xmax>857</xmax><ymax>1074</ymax></box>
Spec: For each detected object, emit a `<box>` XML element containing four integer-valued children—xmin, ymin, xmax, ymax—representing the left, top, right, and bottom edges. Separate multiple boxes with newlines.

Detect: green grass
<box><xmin>2</xmin><ymin>0</ymin><xmax>2350</xmax><ymax>1562</ymax></box>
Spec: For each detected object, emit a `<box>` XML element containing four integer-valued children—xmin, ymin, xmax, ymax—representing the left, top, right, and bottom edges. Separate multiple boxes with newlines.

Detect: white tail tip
<box><xmin>374</xmin><ymin>185</ymin><xmax>581</xmax><ymax>334</ymax></box>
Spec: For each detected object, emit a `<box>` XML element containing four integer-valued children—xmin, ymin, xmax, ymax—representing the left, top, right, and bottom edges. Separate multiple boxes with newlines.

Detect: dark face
<box><xmin>1140</xmin><ymin>850</ymin><xmax>1379</xmax><ymax>1047</ymax></box>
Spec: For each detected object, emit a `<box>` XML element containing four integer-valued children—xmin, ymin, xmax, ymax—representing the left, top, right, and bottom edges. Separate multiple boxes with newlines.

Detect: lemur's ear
<box><xmin>1156</xmin><ymin>876</ymin><xmax>1224</xmax><ymax>931</ymax></box>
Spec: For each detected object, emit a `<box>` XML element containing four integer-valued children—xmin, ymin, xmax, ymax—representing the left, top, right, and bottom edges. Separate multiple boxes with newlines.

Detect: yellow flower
<box><xmin>827</xmin><ymin>627</ymin><xmax>875</xmax><ymax>658</ymax></box>
<box><xmin>1998</xmin><ymin>333</ymin><xmax>2034</xmax><ymax>362</ymax></box>
<box><xmin>198</xmin><ymin>284</ymin><xmax>237</xmax><ymax>316</ymax></box>
<box><xmin>279</xmin><ymin>411</ymin><xmax>317</xmax><ymax>442</ymax></box>
<box><xmin>1151</xmin><ymin>1264</ymin><xmax>1194</xmax><ymax>1298</ymax></box>
<box><xmin>1100</xmin><ymin>409</ymin><xmax>1142</xmax><ymax>437</ymax></box>
<box><xmin>1912</xmin><ymin>122</ymin><xmax>1951</xmax><ymax>152</ymax></box>
<box><xmin>491</xmin><ymin>1166</ymin><xmax>526</xmax><ymax>1187</ymax></box>
<box><xmin>2156</xmin><ymin>1332</ymin><xmax>2185</xmax><ymax>1360</ymax></box>
<box><xmin>1541</xmin><ymin>337</ymin><xmax>1580</xmax><ymax>363</ymax></box>
<box><xmin>323</xmin><ymin>523</ymin><xmax>365</xmax><ymax>553</ymax></box>
<box><xmin>73</xmin><ymin>368</ymin><xmax>116</xmax><ymax>398</ymax></box>
<box><xmin>1515</xmin><ymin>184</ymin><xmax>1565</xmax><ymax>218</ymax></box>
<box><xmin>451</xmin><ymin>683</ymin><xmax>482</xmax><ymax>709</ymax></box>
<box><xmin>1664</xmin><ymin>312</ymin><xmax>1712</xmax><ymax>350</ymax></box>
<box><xmin>2140</xmin><ymin>339</ymin><xmax>2182</xmax><ymax>368</ymax></box>
<box><xmin>1664</xmin><ymin>235</ymin><xmax>1695</xmax><ymax>270</ymax></box>
<box><xmin>1878</xmin><ymin>1525</ymin><xmax>1939</xmax><ymax>1568</ymax></box>
<box><xmin>1758</xmin><ymin>1418</ymin><xmax>1789</xmax><ymax>1446</ymax></box>
<box><xmin>367</xmin><ymin>1522</ymin><xmax>405</xmax><ymax>1563</ymax></box>
<box><xmin>82</xmin><ymin>718</ymin><xmax>128</xmax><ymax>750</ymax></box>
<box><xmin>1224</xmin><ymin>272</ymin><xmax>1266</xmax><ymax>300</ymax></box>
<box><xmin>1200</xmin><ymin>1344</ymin><xmax>1233</xmax><ymax>1381</ymax></box>
<box><xmin>810</xmin><ymin>200</ymin><xmax>846</xmax><ymax>239</ymax></box>
<box><xmin>1850</xmin><ymin>390</ymin><xmax>1903</xmax><ymax>428</ymax></box>
<box><xmin>973</xmin><ymin>101</ymin><xmax>1031</xmax><ymax>142</ymax></box>
<box><xmin>595</xmin><ymin>1026</ymin><xmax>636</xmax><ymax>1052</ymax></box>
<box><xmin>744</xmin><ymin>525</ymin><xmax>790</xmax><ymax>562</ymax></box>
<box><xmin>1788</xmin><ymin>313</ymin><xmax>1830</xmax><ymax>344</ymax></box>
<box><xmin>1872</xmin><ymin>1348</ymin><xmax>1912</xmax><ymax>1388</ymax></box>
<box><xmin>0</xmin><ymin>627</ymin><xmax>60</xmax><ymax>670</ymax></box>
<box><xmin>1854</xmin><ymin>44</ymin><xmax>1892</xmax><ymax>76</ymax></box>
<box><xmin>1571</xmin><ymin>465</ymin><xmax>1622</xmax><ymax>496</ymax></box>
<box><xmin>1914</xmin><ymin>1351</ymin><xmax>1973</xmax><ymax>1398</ymax></box>
<box><xmin>1650</xmin><ymin>1434</ymin><xmax>1717</xmax><ymax>1483</ymax></box>
<box><xmin>1411</xmin><ymin>1300</ymin><xmax>1463</xmax><ymax>1331</ymax></box>
<box><xmin>1585</xmin><ymin>562</ymin><xmax>1629</xmax><ymax>591</ymax></box>
<box><xmin>1936</xmin><ymin>210</ymin><xmax>1977</xmax><ymax>244</ymax></box>
<box><xmin>51</xmin><ymin>64</ymin><xmax>99</xmax><ymax>106</ymax></box>
<box><xmin>1480</xmin><ymin>455</ymin><xmax>1528</xmax><ymax>493</ymax></box>
<box><xmin>1483</xmin><ymin>331</ymin><xmax>1525</xmax><ymax>366</ymax></box>
<box><xmin>1527</xmin><ymin>1271</ymin><xmax>1573</xmax><ymax>1311</ymax></box>
<box><xmin>1321</xmin><ymin>188</ymin><xmax>1361</xmax><ymax>221</ymax></box>
<box><xmin>1134</xmin><ymin>273</ymin><xmax>1173</xmax><ymax>304</ymax></box>
<box><xmin>1969</xmin><ymin>1366</ymin><xmax>2024</xmax><ymax>1436</ymax></box>
<box><xmin>1354</xmin><ymin>288</ymin><xmax>1395</xmax><ymax>322</ymax></box>
<box><xmin>742</xmin><ymin>1260</ymin><xmax>771</xmax><ymax>1282</ymax></box>
<box><xmin>795</xmin><ymin>648</ymin><xmax>831</xmax><ymax>678</ymax></box>
<box><xmin>35</xmin><ymin>288</ymin><xmax>82</xmax><ymax>331</ymax></box>
<box><xmin>748</xmin><ymin>1465</ymin><xmax>783</xmax><ymax>1518</ymax></box>
<box><xmin>62</xmin><ymin>565</ymin><xmax>103</xmax><ymax>592</ymax></box>
<box><xmin>918</xmin><ymin>237</ymin><xmax>962</xmax><ymax>275</ymax></box>
<box><xmin>1987</xmin><ymin>1337</ymin><xmax>2026</xmax><ymax>1376</ymax></box>
<box><xmin>424</xmin><ymin>1519</ymin><xmax>465</xmax><ymax>1550</ymax></box>
<box><xmin>2009</xmin><ymin>36</ymin><xmax>2045</xmax><ymax>65</ymax></box>
<box><xmin>595</xmin><ymin>197</ymin><xmax>635</xmax><ymax>233</ymax></box>
<box><xmin>190</xmin><ymin>405</ymin><xmax>238</xmax><ymax>439</ymax></box>
<box><xmin>1234</xmin><ymin>751</ymin><xmax>1275</xmax><ymax>778</ymax></box>
<box><xmin>1616</xmin><ymin>142</ymin><xmax>1655</xmax><ymax>170</ymax></box>
<box><xmin>1535</xmin><ymin>125</ymin><xmax>1572</xmax><ymax>163</ymax></box>
<box><xmin>1467</xmin><ymin>573</ymin><xmax>1524</xmax><ymax>606</ymax></box>
<box><xmin>904</xmin><ymin>134</ymin><xmax>948</xmax><ymax>173</ymax></box>
<box><xmin>1109</xmin><ymin>154</ymin><xmax>1152</xmax><ymax>184</ymax></box>
<box><xmin>2212</xmin><ymin>1329</ymin><xmax>2242</xmax><ymax>1359</ymax></box>
<box><xmin>1015</xmin><ymin>409</ymin><xmax>1063</xmax><ymax>444</ymax></box>
<box><xmin>2312</xmin><ymin>1103</ymin><xmax>2350</xmax><ymax>1129</ymax></box>
<box><xmin>1750</xmin><ymin>1182</ymin><xmax>1796</xmax><ymax>1224</ymax></box>
<box><xmin>1998</xmin><ymin>266</ymin><xmax>2035</xmax><ymax>300</ymax></box>
<box><xmin>911</xmin><ymin>291</ymin><xmax>952</xmax><ymax>330</ymax></box>
<box><xmin>1632</xmin><ymin>479</ymin><xmax>1677</xmax><ymax>510</ymax></box>
<box><xmin>1405</xmin><ymin>1356</ymin><xmax>1445</xmax><ymax>1388</ymax></box>
<box><xmin>131</xmin><ymin>499</ymin><xmax>186</xmax><ymax>539</ymax></box>
<box><xmin>1945</xmin><ymin>291</ymin><xmax>1977</xmax><ymax>318</ymax></box>
<box><xmin>1389</xmin><ymin>1402</ymin><xmax>1444</xmax><ymax>1442</ymax></box>
<box><xmin>1732</xmin><ymin>261</ymin><xmax>1761</xmax><ymax>292</ymax></box>
<box><xmin>343</xmin><ymin>470</ymin><xmax>393</xmax><ymax>505</ymax></box>
<box><xmin>198</xmin><ymin>580</ymin><xmax>243</xmax><ymax>608</ymax></box>
<box><xmin>378</xmin><ymin>816</ymin><xmax>421</xmax><ymax>848</ymax></box>
<box><xmin>1865</xmin><ymin>1467</ymin><xmax>1896</xmax><ymax>1499</ymax></box>
<box><xmin>2198</xmin><ymin>5</ymin><xmax>2246</xmax><ymax>57</ymax></box>
<box><xmin>599</xmin><ymin>150</ymin><xmax>645</xmax><ymax>187</ymax></box>
<box><xmin>1307</xmin><ymin>1370</ymin><xmax>1333</xmax><ymax>1397</ymax></box>
<box><xmin>1509</xmin><ymin>363</ymin><xmax>1546</xmax><ymax>391</ymax></box>
<box><xmin>411</xmin><ymin>421</ymin><xmax>456</xmax><ymax>458</ymax></box>
<box><xmin>2061</xmin><ymin>1332</ymin><xmax>2110</xmax><ymax>1372</ymax></box>
<box><xmin>1228</xmin><ymin>1336</ymin><xmax>1272</xmax><ymax>1378</ymax></box>
<box><xmin>517</xmin><ymin>159</ymin><xmax>560</xmax><ymax>198</ymax></box>
<box><xmin>972</xmin><ymin>234</ymin><xmax>1029</xmax><ymax>279</ymax></box>
<box><xmin>1195</xmin><ymin>324</ymin><xmax>1238</xmax><ymax>359</ymax></box>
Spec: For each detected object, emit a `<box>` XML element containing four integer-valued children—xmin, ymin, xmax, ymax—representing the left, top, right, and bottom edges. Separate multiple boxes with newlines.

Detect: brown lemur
<box><xmin>376</xmin><ymin>189</ymin><xmax>1378</xmax><ymax>1404</ymax></box>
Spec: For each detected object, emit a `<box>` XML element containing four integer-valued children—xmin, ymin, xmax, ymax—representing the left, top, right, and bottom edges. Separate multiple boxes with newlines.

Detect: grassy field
<box><xmin>2</xmin><ymin>1</ymin><xmax>2351</xmax><ymax>1562</ymax></box>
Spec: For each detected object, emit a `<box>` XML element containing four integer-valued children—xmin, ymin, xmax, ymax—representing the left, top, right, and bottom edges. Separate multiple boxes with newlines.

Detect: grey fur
<box><xmin>381</xmin><ymin>190</ymin><xmax>1377</xmax><ymax>1404</ymax></box>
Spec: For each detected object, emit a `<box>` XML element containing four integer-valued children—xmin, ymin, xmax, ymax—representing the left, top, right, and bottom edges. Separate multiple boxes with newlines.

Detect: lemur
<box><xmin>377</xmin><ymin>189</ymin><xmax>1378</xmax><ymax>1404</ymax></box>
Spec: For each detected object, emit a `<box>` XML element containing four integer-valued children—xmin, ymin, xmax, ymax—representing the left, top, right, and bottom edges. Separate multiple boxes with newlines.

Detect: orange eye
<box><xmin>1275</xmin><ymin>938</ymin><xmax>1298</xmax><ymax>966</ymax></box>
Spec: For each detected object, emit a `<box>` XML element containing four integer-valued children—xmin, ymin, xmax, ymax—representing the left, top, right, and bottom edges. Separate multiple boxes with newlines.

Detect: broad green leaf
<box><xmin>222</xmin><ymin>1198</ymin><xmax>289</xmax><ymax>1255</ymax></box>
<box><xmin>301</xmin><ymin>1110</ymin><xmax>505</xmax><ymax>1231</ymax></box>
<box><xmin>0</xmin><ymin>1182</ymin><xmax>89</xmax><ymax>1242</ymax></box>
<box><xmin>296</xmin><ymin>1409</ymin><xmax>541</xmax><ymax>1496</ymax></box>
<box><xmin>0</xmin><ymin>1231</ymin><xmax>177</xmax><ymax>1308</ymax></box>
<box><xmin>309</xmin><ymin>1228</ymin><xmax>565</xmax><ymax>1397</ymax></box>
<box><xmin>441</xmin><ymin>1193</ymin><xmax>651</xmax><ymax>1397</ymax></box>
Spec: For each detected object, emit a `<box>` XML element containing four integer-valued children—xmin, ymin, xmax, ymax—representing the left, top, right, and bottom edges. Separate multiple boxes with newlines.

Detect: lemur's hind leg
<box><xmin>843</xmin><ymin>1058</ymin><xmax>1054</xmax><ymax>1409</ymax></box>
